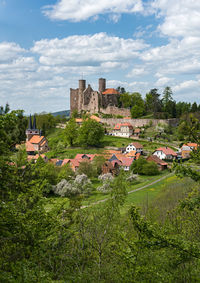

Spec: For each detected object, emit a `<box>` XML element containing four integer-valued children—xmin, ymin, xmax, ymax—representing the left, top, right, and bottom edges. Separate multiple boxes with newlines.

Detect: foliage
<box><xmin>77</xmin><ymin>160</ymin><xmax>95</xmax><ymax>178</ymax></box>
<box><xmin>78</xmin><ymin>118</ymin><xmax>104</xmax><ymax>147</ymax></box>
<box><xmin>131</xmin><ymin>157</ymin><xmax>159</xmax><ymax>175</ymax></box>
<box><xmin>63</xmin><ymin>117</ymin><xmax>79</xmax><ymax>146</ymax></box>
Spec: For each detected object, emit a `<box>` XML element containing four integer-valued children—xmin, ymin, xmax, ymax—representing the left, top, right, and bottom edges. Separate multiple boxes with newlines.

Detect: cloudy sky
<box><xmin>0</xmin><ymin>0</ymin><xmax>200</xmax><ymax>113</ymax></box>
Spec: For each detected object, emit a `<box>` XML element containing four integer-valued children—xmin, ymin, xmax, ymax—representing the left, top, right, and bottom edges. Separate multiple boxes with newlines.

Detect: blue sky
<box><xmin>0</xmin><ymin>0</ymin><xmax>200</xmax><ymax>113</ymax></box>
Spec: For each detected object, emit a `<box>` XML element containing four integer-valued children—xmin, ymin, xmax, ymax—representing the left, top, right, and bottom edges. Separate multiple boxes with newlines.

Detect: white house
<box><xmin>153</xmin><ymin>147</ymin><xmax>177</xmax><ymax>160</ymax></box>
<box><xmin>126</xmin><ymin>142</ymin><xmax>143</xmax><ymax>154</ymax></box>
<box><xmin>113</xmin><ymin>123</ymin><xmax>133</xmax><ymax>138</ymax></box>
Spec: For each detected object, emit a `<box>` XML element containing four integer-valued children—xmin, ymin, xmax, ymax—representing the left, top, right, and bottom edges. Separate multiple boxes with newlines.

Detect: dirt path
<box><xmin>81</xmin><ymin>172</ymin><xmax>173</xmax><ymax>209</ymax></box>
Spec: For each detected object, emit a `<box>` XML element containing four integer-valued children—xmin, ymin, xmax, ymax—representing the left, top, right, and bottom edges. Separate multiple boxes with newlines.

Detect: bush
<box><xmin>131</xmin><ymin>158</ymin><xmax>159</xmax><ymax>176</ymax></box>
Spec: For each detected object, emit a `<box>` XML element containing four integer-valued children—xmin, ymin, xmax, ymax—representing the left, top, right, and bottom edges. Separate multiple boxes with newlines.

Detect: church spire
<box><xmin>28</xmin><ymin>114</ymin><xmax>33</xmax><ymax>129</ymax></box>
<box><xmin>33</xmin><ymin>115</ymin><xmax>37</xmax><ymax>129</ymax></box>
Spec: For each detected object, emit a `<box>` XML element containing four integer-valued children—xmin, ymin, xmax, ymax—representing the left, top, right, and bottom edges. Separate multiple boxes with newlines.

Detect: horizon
<box><xmin>1</xmin><ymin>0</ymin><xmax>200</xmax><ymax>114</ymax></box>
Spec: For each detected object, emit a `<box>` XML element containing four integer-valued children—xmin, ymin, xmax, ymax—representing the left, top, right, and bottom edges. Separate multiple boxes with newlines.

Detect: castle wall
<box><xmin>81</xmin><ymin>91</ymin><xmax>99</xmax><ymax>113</ymax></box>
<box><xmin>100</xmin><ymin>106</ymin><xmax>131</xmax><ymax>117</ymax></box>
<box><xmin>100</xmin><ymin>118</ymin><xmax>179</xmax><ymax>128</ymax></box>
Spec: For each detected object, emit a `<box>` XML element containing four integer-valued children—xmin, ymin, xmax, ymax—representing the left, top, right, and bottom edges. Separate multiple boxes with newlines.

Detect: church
<box><xmin>26</xmin><ymin>115</ymin><xmax>49</xmax><ymax>154</ymax></box>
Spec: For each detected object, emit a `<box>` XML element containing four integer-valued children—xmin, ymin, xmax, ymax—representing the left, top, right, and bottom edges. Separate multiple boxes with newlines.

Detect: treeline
<box><xmin>117</xmin><ymin>86</ymin><xmax>200</xmax><ymax>119</ymax></box>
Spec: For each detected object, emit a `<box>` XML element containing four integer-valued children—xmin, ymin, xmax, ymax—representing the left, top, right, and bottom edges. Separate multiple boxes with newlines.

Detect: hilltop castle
<box><xmin>70</xmin><ymin>78</ymin><xmax>131</xmax><ymax>116</ymax></box>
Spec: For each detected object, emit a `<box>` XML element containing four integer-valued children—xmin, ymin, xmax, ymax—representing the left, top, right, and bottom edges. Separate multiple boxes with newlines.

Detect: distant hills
<box><xmin>50</xmin><ymin>110</ymin><xmax>70</xmax><ymax>117</ymax></box>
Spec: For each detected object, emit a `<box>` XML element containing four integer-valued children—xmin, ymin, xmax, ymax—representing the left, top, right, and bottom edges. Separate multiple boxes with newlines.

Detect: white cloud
<box><xmin>42</xmin><ymin>0</ymin><xmax>143</xmax><ymax>22</ymax></box>
<box><xmin>0</xmin><ymin>42</ymin><xmax>25</xmax><ymax>63</ymax></box>
<box><xmin>127</xmin><ymin>67</ymin><xmax>148</xmax><ymax>77</ymax></box>
<box><xmin>32</xmin><ymin>33</ymin><xmax>148</xmax><ymax>69</ymax></box>
<box><xmin>155</xmin><ymin>77</ymin><xmax>173</xmax><ymax>87</ymax></box>
<box><xmin>151</xmin><ymin>0</ymin><xmax>200</xmax><ymax>38</ymax></box>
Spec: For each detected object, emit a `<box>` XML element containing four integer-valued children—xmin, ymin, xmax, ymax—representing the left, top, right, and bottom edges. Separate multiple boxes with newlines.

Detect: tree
<box><xmin>78</xmin><ymin>119</ymin><xmax>104</xmax><ymax>147</ymax></box>
<box><xmin>64</xmin><ymin>118</ymin><xmax>79</xmax><ymax>146</ymax></box>
<box><xmin>145</xmin><ymin>89</ymin><xmax>162</xmax><ymax>117</ymax></box>
<box><xmin>77</xmin><ymin>160</ymin><xmax>95</xmax><ymax>178</ymax></box>
<box><xmin>162</xmin><ymin>87</ymin><xmax>176</xmax><ymax>118</ymax></box>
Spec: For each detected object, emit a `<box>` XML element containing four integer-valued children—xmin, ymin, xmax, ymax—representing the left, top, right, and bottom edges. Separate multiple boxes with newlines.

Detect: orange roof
<box><xmin>27</xmin><ymin>154</ymin><xmax>46</xmax><ymax>161</ymax></box>
<box><xmin>135</xmin><ymin>153</ymin><xmax>141</xmax><ymax>160</ymax></box>
<box><xmin>90</xmin><ymin>115</ymin><xmax>101</xmax><ymax>122</ymax></box>
<box><xmin>114</xmin><ymin>123</ymin><xmax>133</xmax><ymax>130</ymax></box>
<box><xmin>26</xmin><ymin>141</ymin><xmax>35</xmax><ymax>152</ymax></box>
<box><xmin>125</xmin><ymin>150</ymin><xmax>136</xmax><ymax>157</ymax></box>
<box><xmin>75</xmin><ymin>118</ymin><xmax>83</xmax><ymax>123</ymax></box>
<box><xmin>186</xmin><ymin>143</ymin><xmax>198</xmax><ymax>149</ymax></box>
<box><xmin>124</xmin><ymin>117</ymin><xmax>131</xmax><ymax>119</ymax></box>
<box><xmin>102</xmin><ymin>88</ymin><xmax>120</xmax><ymax>95</ymax></box>
<box><xmin>29</xmin><ymin>135</ymin><xmax>45</xmax><ymax>144</ymax></box>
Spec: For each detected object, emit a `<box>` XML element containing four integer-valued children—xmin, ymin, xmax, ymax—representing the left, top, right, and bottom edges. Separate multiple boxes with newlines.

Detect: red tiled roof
<box><xmin>147</xmin><ymin>155</ymin><xmax>168</xmax><ymax>166</ymax></box>
<box><xmin>155</xmin><ymin>147</ymin><xmax>177</xmax><ymax>156</ymax></box>
<box><xmin>130</xmin><ymin>142</ymin><xmax>143</xmax><ymax>149</ymax></box>
<box><xmin>114</xmin><ymin>123</ymin><xmax>133</xmax><ymax>130</ymax></box>
<box><xmin>119</xmin><ymin>157</ymin><xmax>134</xmax><ymax>167</ymax></box>
<box><xmin>29</xmin><ymin>135</ymin><xmax>45</xmax><ymax>144</ymax></box>
<box><xmin>102</xmin><ymin>88</ymin><xmax>120</xmax><ymax>95</ymax></box>
<box><xmin>26</xmin><ymin>141</ymin><xmax>35</xmax><ymax>152</ymax></box>
<box><xmin>74</xmin><ymin>154</ymin><xmax>96</xmax><ymax>161</ymax></box>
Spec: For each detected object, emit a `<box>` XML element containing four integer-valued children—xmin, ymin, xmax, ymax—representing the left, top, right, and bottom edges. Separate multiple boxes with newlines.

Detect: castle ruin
<box><xmin>70</xmin><ymin>78</ymin><xmax>131</xmax><ymax>116</ymax></box>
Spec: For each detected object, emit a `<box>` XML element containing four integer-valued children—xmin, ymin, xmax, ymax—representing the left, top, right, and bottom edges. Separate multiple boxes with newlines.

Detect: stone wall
<box><xmin>100</xmin><ymin>106</ymin><xmax>131</xmax><ymax>117</ymax></box>
<box><xmin>70</xmin><ymin>88</ymin><xmax>79</xmax><ymax>113</ymax></box>
<box><xmin>100</xmin><ymin>118</ymin><xmax>179</xmax><ymax>128</ymax></box>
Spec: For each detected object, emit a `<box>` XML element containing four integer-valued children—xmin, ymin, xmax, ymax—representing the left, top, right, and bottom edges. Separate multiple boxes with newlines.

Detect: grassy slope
<box><xmin>46</xmin><ymin>128</ymin><xmax>177</xmax><ymax>159</ymax></box>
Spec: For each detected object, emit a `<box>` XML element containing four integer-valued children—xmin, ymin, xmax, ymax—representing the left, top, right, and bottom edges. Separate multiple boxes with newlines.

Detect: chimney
<box><xmin>99</xmin><ymin>78</ymin><xmax>106</xmax><ymax>93</ymax></box>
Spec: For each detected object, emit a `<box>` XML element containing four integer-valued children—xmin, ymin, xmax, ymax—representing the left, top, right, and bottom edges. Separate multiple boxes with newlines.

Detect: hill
<box><xmin>50</xmin><ymin>110</ymin><xmax>70</xmax><ymax>117</ymax></box>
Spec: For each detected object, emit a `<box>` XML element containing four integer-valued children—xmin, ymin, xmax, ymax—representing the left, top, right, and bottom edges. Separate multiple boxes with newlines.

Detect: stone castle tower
<box><xmin>70</xmin><ymin>78</ymin><xmax>131</xmax><ymax>116</ymax></box>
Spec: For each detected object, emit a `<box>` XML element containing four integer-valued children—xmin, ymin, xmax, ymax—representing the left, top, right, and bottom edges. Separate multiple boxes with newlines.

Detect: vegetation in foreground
<box><xmin>1</xmin><ymin>106</ymin><xmax>200</xmax><ymax>282</ymax></box>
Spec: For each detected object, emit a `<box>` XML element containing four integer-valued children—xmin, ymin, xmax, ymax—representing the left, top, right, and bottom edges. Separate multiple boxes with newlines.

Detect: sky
<box><xmin>0</xmin><ymin>0</ymin><xmax>200</xmax><ymax>114</ymax></box>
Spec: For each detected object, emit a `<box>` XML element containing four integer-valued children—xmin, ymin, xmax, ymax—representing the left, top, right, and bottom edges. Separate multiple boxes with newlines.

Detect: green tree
<box><xmin>78</xmin><ymin>119</ymin><xmax>104</xmax><ymax>147</ymax></box>
<box><xmin>64</xmin><ymin>118</ymin><xmax>79</xmax><ymax>146</ymax></box>
<box><xmin>145</xmin><ymin>88</ymin><xmax>162</xmax><ymax>117</ymax></box>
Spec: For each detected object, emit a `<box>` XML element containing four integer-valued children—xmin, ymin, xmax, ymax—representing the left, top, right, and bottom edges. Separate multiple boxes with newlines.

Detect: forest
<box><xmin>1</xmin><ymin>105</ymin><xmax>200</xmax><ymax>282</ymax></box>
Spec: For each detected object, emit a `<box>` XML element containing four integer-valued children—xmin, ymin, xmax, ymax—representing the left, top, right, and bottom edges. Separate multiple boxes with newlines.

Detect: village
<box><xmin>20</xmin><ymin>77</ymin><xmax>199</xmax><ymax>181</ymax></box>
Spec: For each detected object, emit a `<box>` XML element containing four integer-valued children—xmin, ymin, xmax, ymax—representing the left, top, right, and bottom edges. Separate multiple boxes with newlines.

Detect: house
<box><xmin>125</xmin><ymin>150</ymin><xmax>137</xmax><ymax>158</ymax></box>
<box><xmin>184</xmin><ymin>143</ymin><xmax>198</xmax><ymax>150</ymax></box>
<box><xmin>153</xmin><ymin>147</ymin><xmax>177</xmax><ymax>160</ymax></box>
<box><xmin>180</xmin><ymin>145</ymin><xmax>192</xmax><ymax>159</ymax></box>
<box><xmin>113</xmin><ymin>123</ymin><xmax>133</xmax><ymax>137</ymax></box>
<box><xmin>108</xmin><ymin>154</ymin><xmax>134</xmax><ymax>171</ymax></box>
<box><xmin>147</xmin><ymin>155</ymin><xmax>168</xmax><ymax>171</ymax></box>
<box><xmin>102</xmin><ymin>161</ymin><xmax>119</xmax><ymax>176</ymax></box>
<box><xmin>126</xmin><ymin>142</ymin><xmax>143</xmax><ymax>154</ymax></box>
<box><xmin>28</xmin><ymin>135</ymin><xmax>49</xmax><ymax>153</ymax></box>
<box><xmin>61</xmin><ymin>158</ymin><xmax>80</xmax><ymax>172</ymax></box>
